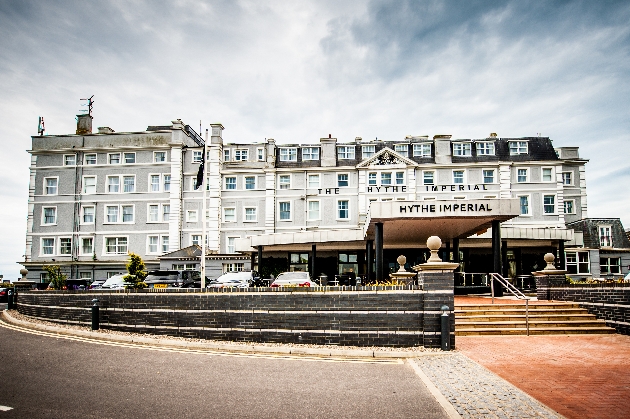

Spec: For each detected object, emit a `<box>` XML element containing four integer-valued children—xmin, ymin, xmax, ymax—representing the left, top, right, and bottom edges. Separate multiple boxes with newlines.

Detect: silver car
<box><xmin>270</xmin><ymin>272</ymin><xmax>317</xmax><ymax>288</ymax></box>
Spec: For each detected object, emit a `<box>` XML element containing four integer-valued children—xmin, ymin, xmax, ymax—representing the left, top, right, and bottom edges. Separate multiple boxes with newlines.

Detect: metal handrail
<box><xmin>489</xmin><ymin>273</ymin><xmax>531</xmax><ymax>336</ymax></box>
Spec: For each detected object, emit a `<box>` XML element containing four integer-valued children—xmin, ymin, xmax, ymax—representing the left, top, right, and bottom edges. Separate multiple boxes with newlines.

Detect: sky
<box><xmin>0</xmin><ymin>0</ymin><xmax>629</xmax><ymax>280</ymax></box>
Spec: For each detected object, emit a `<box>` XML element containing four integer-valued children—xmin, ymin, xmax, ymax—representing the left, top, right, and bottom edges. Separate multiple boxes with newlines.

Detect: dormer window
<box><xmin>599</xmin><ymin>225</ymin><xmax>612</xmax><ymax>247</ymax></box>
<box><xmin>337</xmin><ymin>146</ymin><xmax>355</xmax><ymax>160</ymax></box>
<box><xmin>302</xmin><ymin>147</ymin><xmax>319</xmax><ymax>161</ymax></box>
<box><xmin>362</xmin><ymin>145</ymin><xmax>375</xmax><ymax>159</ymax></box>
<box><xmin>394</xmin><ymin>144</ymin><xmax>408</xmax><ymax>157</ymax></box>
<box><xmin>509</xmin><ymin>141</ymin><xmax>528</xmax><ymax>155</ymax></box>
<box><xmin>234</xmin><ymin>149</ymin><xmax>248</xmax><ymax>161</ymax></box>
<box><xmin>453</xmin><ymin>142</ymin><xmax>471</xmax><ymax>156</ymax></box>
<box><xmin>476</xmin><ymin>142</ymin><xmax>495</xmax><ymax>156</ymax></box>
<box><xmin>413</xmin><ymin>143</ymin><xmax>431</xmax><ymax>157</ymax></box>
<box><xmin>279</xmin><ymin>148</ymin><xmax>297</xmax><ymax>162</ymax></box>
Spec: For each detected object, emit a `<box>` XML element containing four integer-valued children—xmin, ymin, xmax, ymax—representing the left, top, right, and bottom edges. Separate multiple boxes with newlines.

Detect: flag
<box><xmin>195</xmin><ymin>149</ymin><xmax>205</xmax><ymax>189</ymax></box>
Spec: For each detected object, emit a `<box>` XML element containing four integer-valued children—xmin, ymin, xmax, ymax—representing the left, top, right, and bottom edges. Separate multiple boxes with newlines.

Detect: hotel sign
<box><xmin>400</xmin><ymin>202</ymin><xmax>493</xmax><ymax>214</ymax></box>
<box><xmin>368</xmin><ymin>199</ymin><xmax>520</xmax><ymax>220</ymax></box>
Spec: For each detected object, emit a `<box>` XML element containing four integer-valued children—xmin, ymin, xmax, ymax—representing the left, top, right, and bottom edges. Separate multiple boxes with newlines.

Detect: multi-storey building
<box><xmin>24</xmin><ymin>110</ymin><xmax>616</xmax><ymax>284</ymax></box>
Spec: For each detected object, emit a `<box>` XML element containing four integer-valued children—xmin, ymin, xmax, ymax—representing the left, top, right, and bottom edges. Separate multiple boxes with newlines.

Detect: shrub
<box><xmin>42</xmin><ymin>265</ymin><xmax>67</xmax><ymax>290</ymax></box>
<box><xmin>124</xmin><ymin>253</ymin><xmax>148</xmax><ymax>289</ymax></box>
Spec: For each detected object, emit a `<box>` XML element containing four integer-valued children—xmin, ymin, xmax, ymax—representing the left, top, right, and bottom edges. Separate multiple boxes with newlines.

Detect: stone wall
<box><xmin>547</xmin><ymin>284</ymin><xmax>630</xmax><ymax>335</ymax></box>
<box><xmin>15</xmin><ymin>286</ymin><xmax>455</xmax><ymax>348</ymax></box>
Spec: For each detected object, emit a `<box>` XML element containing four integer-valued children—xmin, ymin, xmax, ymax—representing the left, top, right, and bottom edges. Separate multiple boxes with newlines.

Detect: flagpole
<box><xmin>201</xmin><ymin>129</ymin><xmax>208</xmax><ymax>289</ymax></box>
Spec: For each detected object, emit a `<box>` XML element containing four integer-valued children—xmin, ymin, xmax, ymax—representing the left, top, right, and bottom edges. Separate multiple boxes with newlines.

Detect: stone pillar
<box><xmin>413</xmin><ymin>236</ymin><xmax>459</xmax><ymax>349</ymax></box>
<box><xmin>366</xmin><ymin>240</ymin><xmax>373</xmax><ymax>283</ymax></box>
<box><xmin>311</xmin><ymin>244</ymin><xmax>316</xmax><ymax>281</ymax></box>
<box><xmin>492</xmin><ymin>220</ymin><xmax>503</xmax><ymax>296</ymax></box>
<box><xmin>375</xmin><ymin>223</ymin><xmax>384</xmax><ymax>282</ymax></box>
<box><xmin>533</xmin><ymin>253</ymin><xmax>568</xmax><ymax>300</ymax></box>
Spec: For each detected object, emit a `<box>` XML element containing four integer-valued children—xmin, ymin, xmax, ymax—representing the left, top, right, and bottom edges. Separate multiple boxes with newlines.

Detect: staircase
<box><xmin>455</xmin><ymin>301</ymin><xmax>616</xmax><ymax>336</ymax></box>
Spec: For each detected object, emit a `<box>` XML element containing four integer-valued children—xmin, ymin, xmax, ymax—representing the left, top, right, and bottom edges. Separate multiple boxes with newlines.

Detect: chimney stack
<box><xmin>76</xmin><ymin>114</ymin><xmax>93</xmax><ymax>135</ymax></box>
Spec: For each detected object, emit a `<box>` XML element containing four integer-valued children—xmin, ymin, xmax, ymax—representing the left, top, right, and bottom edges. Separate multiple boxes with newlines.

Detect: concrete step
<box><xmin>456</xmin><ymin>320</ymin><xmax>609</xmax><ymax>329</ymax></box>
<box><xmin>456</xmin><ymin>327</ymin><xmax>616</xmax><ymax>336</ymax></box>
<box><xmin>456</xmin><ymin>314</ymin><xmax>596</xmax><ymax>322</ymax></box>
<box><xmin>456</xmin><ymin>309</ymin><xmax>589</xmax><ymax>317</ymax></box>
<box><xmin>456</xmin><ymin>303</ymin><xmax>580</xmax><ymax>310</ymax></box>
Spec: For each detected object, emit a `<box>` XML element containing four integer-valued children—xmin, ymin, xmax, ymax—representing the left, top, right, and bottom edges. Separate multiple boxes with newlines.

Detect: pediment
<box><xmin>356</xmin><ymin>147</ymin><xmax>418</xmax><ymax>168</ymax></box>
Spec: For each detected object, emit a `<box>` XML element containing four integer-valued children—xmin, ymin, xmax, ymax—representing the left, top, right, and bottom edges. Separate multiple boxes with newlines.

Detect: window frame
<box><xmin>59</xmin><ymin>237</ymin><xmax>72</xmax><ymax>255</ymax></box>
<box><xmin>82</xmin><ymin>175</ymin><xmax>97</xmax><ymax>194</ymax></box>
<box><xmin>337</xmin><ymin>199</ymin><xmax>350</xmax><ymax>220</ymax></box>
<box><xmin>395</xmin><ymin>171</ymin><xmax>405</xmax><ymax>185</ymax></box>
<box><xmin>163</xmin><ymin>174</ymin><xmax>171</xmax><ymax>192</ymax></box>
<box><xmin>41</xmin><ymin>237</ymin><xmax>55</xmax><ymax>256</ymax></box>
<box><xmin>423</xmin><ymin>171</ymin><xmax>434</xmax><ymax>185</ymax></box>
<box><xmin>44</xmin><ymin>177</ymin><xmax>59</xmax><ymax>195</ymax></box>
<box><xmin>224</xmin><ymin>176</ymin><xmax>237</xmax><ymax>190</ymax></box>
<box><xmin>394</xmin><ymin>144</ymin><xmax>408</xmax><ymax>157</ymax></box>
<box><xmin>245</xmin><ymin>176</ymin><xmax>256</xmax><ymax>190</ymax></box>
<box><xmin>234</xmin><ymin>149</ymin><xmax>248</xmax><ymax>162</ymax></box>
<box><xmin>516</xmin><ymin>168</ymin><xmax>528</xmax><ymax>183</ymax></box>
<box><xmin>307</xmin><ymin>174</ymin><xmax>320</xmax><ymax>188</ymax></box>
<box><xmin>223</xmin><ymin>207</ymin><xmax>236</xmax><ymax>223</ymax></box>
<box><xmin>278</xmin><ymin>201</ymin><xmax>292</xmax><ymax>221</ymax></box>
<box><xmin>123</xmin><ymin>152</ymin><xmax>136</xmax><ymax>164</ymax></box>
<box><xmin>80</xmin><ymin>237</ymin><xmax>94</xmax><ymax>256</ymax></box>
<box><xmin>226</xmin><ymin>236</ymin><xmax>239</xmax><ymax>254</ymax></box>
<box><xmin>279</xmin><ymin>148</ymin><xmax>297</xmax><ymax>162</ymax></box>
<box><xmin>413</xmin><ymin>143</ymin><xmax>431</xmax><ymax>157</ymax></box>
<box><xmin>362</xmin><ymin>145</ymin><xmax>376</xmax><ymax>159</ymax></box>
<box><xmin>186</xmin><ymin>210</ymin><xmax>198</xmax><ymax>222</ymax></box>
<box><xmin>453</xmin><ymin>170</ymin><xmax>466</xmax><ymax>184</ymax></box>
<box><xmin>104</xmin><ymin>236</ymin><xmax>129</xmax><ymax>255</ymax></box>
<box><xmin>278</xmin><ymin>174</ymin><xmax>291</xmax><ymax>190</ymax></box>
<box><xmin>542</xmin><ymin>167</ymin><xmax>554</xmax><ymax>182</ymax></box>
<box><xmin>600</xmin><ymin>257</ymin><xmax>621</xmax><ymax>275</ymax></box>
<box><xmin>517</xmin><ymin>195</ymin><xmax>531</xmax><ymax>216</ymax></box>
<box><xmin>154</xmin><ymin>151</ymin><xmax>167</xmax><ymax>163</ymax></box>
<box><xmin>147</xmin><ymin>203</ymin><xmax>165</xmax><ymax>223</ymax></box>
<box><xmin>337</xmin><ymin>146</ymin><xmax>355</xmax><ymax>160</ymax></box>
<box><xmin>42</xmin><ymin>206</ymin><xmax>57</xmax><ymax>225</ymax></box>
<box><xmin>562</xmin><ymin>171</ymin><xmax>573</xmax><ymax>186</ymax></box>
<box><xmin>476</xmin><ymin>141</ymin><xmax>495</xmax><ymax>156</ymax></box>
<box><xmin>543</xmin><ymin>194</ymin><xmax>556</xmax><ymax>214</ymax></box>
<box><xmin>566</xmin><ymin>251</ymin><xmax>590</xmax><ymax>274</ymax></box>
<box><xmin>149</xmin><ymin>174</ymin><xmax>161</xmax><ymax>192</ymax></box>
<box><xmin>307</xmin><ymin>200</ymin><xmax>320</xmax><ymax>221</ymax></box>
<box><xmin>192</xmin><ymin>150</ymin><xmax>203</xmax><ymax>163</ymax></box>
<box><xmin>257</xmin><ymin>148</ymin><xmax>264</xmax><ymax>161</ymax></box>
<box><xmin>337</xmin><ymin>173</ymin><xmax>349</xmax><ymax>187</ymax></box>
<box><xmin>81</xmin><ymin>205</ymin><xmax>95</xmax><ymax>224</ymax></box>
<box><xmin>302</xmin><ymin>147</ymin><xmax>320</xmax><ymax>161</ymax></box>
<box><xmin>563</xmin><ymin>199</ymin><xmax>575</xmax><ymax>215</ymax></box>
<box><xmin>599</xmin><ymin>225</ymin><xmax>612</xmax><ymax>247</ymax></box>
<box><xmin>106</xmin><ymin>175</ymin><xmax>120</xmax><ymax>193</ymax></box>
<box><xmin>108</xmin><ymin>152</ymin><xmax>121</xmax><ymax>165</ymax></box>
<box><xmin>509</xmin><ymin>141</ymin><xmax>528</xmax><ymax>155</ymax></box>
<box><xmin>244</xmin><ymin>207</ymin><xmax>257</xmax><ymax>222</ymax></box>
<box><xmin>64</xmin><ymin>154</ymin><xmax>76</xmax><ymax>166</ymax></box>
<box><xmin>453</xmin><ymin>142</ymin><xmax>472</xmax><ymax>157</ymax></box>
<box><xmin>84</xmin><ymin>154</ymin><xmax>97</xmax><ymax>165</ymax></box>
<box><xmin>122</xmin><ymin>175</ymin><xmax>136</xmax><ymax>193</ymax></box>
<box><xmin>482</xmin><ymin>169</ymin><xmax>495</xmax><ymax>184</ymax></box>
<box><xmin>368</xmin><ymin>172</ymin><xmax>377</xmax><ymax>186</ymax></box>
<box><xmin>224</xmin><ymin>149</ymin><xmax>230</xmax><ymax>162</ymax></box>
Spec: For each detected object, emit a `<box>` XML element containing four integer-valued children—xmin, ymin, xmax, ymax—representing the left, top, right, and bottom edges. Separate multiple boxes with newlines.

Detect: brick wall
<box><xmin>14</xmin><ymin>286</ymin><xmax>454</xmax><ymax>348</ymax></box>
<box><xmin>547</xmin><ymin>284</ymin><xmax>630</xmax><ymax>335</ymax></box>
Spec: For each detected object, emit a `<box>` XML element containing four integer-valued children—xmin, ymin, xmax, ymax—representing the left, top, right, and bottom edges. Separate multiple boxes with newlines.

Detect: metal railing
<box><xmin>489</xmin><ymin>273</ymin><xmax>531</xmax><ymax>336</ymax></box>
<box><xmin>184</xmin><ymin>125</ymin><xmax>204</xmax><ymax>147</ymax></box>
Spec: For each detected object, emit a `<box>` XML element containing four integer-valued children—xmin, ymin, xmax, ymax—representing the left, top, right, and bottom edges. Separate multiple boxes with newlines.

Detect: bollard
<box><xmin>440</xmin><ymin>305</ymin><xmax>451</xmax><ymax>351</ymax></box>
<box><xmin>91</xmin><ymin>298</ymin><xmax>100</xmax><ymax>330</ymax></box>
<box><xmin>7</xmin><ymin>289</ymin><xmax>14</xmax><ymax>310</ymax></box>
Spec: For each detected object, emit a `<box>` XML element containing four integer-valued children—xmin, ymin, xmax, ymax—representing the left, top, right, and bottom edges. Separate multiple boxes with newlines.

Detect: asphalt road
<box><xmin>0</xmin><ymin>324</ymin><xmax>447</xmax><ymax>419</ymax></box>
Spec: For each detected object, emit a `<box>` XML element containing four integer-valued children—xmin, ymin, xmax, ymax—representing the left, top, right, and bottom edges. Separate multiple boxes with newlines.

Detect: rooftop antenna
<box><xmin>37</xmin><ymin>116</ymin><xmax>45</xmax><ymax>136</ymax></box>
<box><xmin>79</xmin><ymin>95</ymin><xmax>94</xmax><ymax>116</ymax></box>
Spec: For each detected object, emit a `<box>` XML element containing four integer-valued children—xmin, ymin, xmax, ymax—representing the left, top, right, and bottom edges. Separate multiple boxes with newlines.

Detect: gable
<box><xmin>356</xmin><ymin>147</ymin><xmax>417</xmax><ymax>168</ymax></box>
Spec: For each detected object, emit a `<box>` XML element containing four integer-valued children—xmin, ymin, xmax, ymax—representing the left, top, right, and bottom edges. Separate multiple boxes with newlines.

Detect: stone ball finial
<box><xmin>396</xmin><ymin>255</ymin><xmax>407</xmax><ymax>272</ymax></box>
<box><xmin>19</xmin><ymin>268</ymin><xmax>28</xmax><ymax>278</ymax></box>
<box><xmin>427</xmin><ymin>236</ymin><xmax>443</xmax><ymax>263</ymax></box>
<box><xmin>543</xmin><ymin>253</ymin><xmax>556</xmax><ymax>270</ymax></box>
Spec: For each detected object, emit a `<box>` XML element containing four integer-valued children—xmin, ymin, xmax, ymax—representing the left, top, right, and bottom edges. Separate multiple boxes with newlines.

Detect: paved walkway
<box><xmin>455</xmin><ymin>296</ymin><xmax>630</xmax><ymax>419</ymax></box>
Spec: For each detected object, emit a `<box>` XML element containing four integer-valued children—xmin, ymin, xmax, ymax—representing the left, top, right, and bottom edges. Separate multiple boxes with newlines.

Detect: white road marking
<box><xmin>0</xmin><ymin>405</ymin><xmax>13</xmax><ymax>411</ymax></box>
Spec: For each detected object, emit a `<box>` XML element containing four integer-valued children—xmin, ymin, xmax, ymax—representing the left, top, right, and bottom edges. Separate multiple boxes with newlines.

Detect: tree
<box><xmin>124</xmin><ymin>253</ymin><xmax>148</xmax><ymax>289</ymax></box>
<box><xmin>42</xmin><ymin>265</ymin><xmax>67</xmax><ymax>290</ymax></box>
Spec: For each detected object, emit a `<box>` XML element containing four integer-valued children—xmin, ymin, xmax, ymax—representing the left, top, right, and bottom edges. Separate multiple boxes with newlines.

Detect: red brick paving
<box><xmin>455</xmin><ymin>296</ymin><xmax>630</xmax><ymax>419</ymax></box>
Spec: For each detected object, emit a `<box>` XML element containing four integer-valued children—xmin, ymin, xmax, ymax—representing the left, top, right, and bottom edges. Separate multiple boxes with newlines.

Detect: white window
<box><xmin>423</xmin><ymin>171</ymin><xmax>434</xmax><ymax>185</ymax></box>
<box><xmin>517</xmin><ymin>168</ymin><xmax>528</xmax><ymax>183</ymax></box>
<box><xmin>453</xmin><ymin>143</ymin><xmax>471</xmax><ymax>156</ymax></box>
<box><xmin>509</xmin><ymin>141</ymin><xmax>528</xmax><ymax>155</ymax></box>
<box><xmin>192</xmin><ymin>151</ymin><xmax>203</xmax><ymax>163</ymax></box>
<box><xmin>337</xmin><ymin>200</ymin><xmax>349</xmax><ymax>220</ymax></box>
<box><xmin>453</xmin><ymin>170</ymin><xmax>465</xmax><ymax>184</ymax></box>
<box><xmin>154</xmin><ymin>151</ymin><xmax>166</xmax><ymax>162</ymax></box>
<box><xmin>147</xmin><ymin>236</ymin><xmax>159</xmax><ymax>254</ymax></box>
<box><xmin>79</xmin><ymin>272</ymin><xmax>92</xmax><ymax>280</ymax></box>
<box><xmin>150</xmin><ymin>174</ymin><xmax>161</xmax><ymax>192</ymax></box>
<box><xmin>44</xmin><ymin>177</ymin><xmax>58</xmax><ymax>195</ymax></box>
<box><xmin>107</xmin><ymin>176</ymin><xmax>120</xmax><ymax>193</ymax></box>
<box><xmin>161</xmin><ymin>236</ymin><xmax>169</xmax><ymax>253</ymax></box>
<box><xmin>413</xmin><ymin>143</ymin><xmax>431</xmax><ymax>157</ymax></box>
<box><xmin>483</xmin><ymin>169</ymin><xmax>495</xmax><ymax>184</ymax></box>
<box><xmin>41</xmin><ymin>238</ymin><xmax>55</xmax><ymax>255</ymax></box>
<box><xmin>223</xmin><ymin>263</ymin><xmax>244</xmax><ymax>272</ymax></box>
<box><xmin>543</xmin><ymin>195</ymin><xmax>555</xmax><ymax>214</ymax></box>
<box><xmin>83</xmin><ymin>176</ymin><xmax>96</xmax><ymax>194</ymax></box>
<box><xmin>42</xmin><ymin>207</ymin><xmax>57</xmax><ymax>225</ymax></box>
<box><xmin>245</xmin><ymin>176</ymin><xmax>256</xmax><ymax>190</ymax></box>
<box><xmin>308</xmin><ymin>201</ymin><xmax>320</xmax><ymax>220</ymax></box>
<box><xmin>123</xmin><ymin>176</ymin><xmax>135</xmax><ymax>193</ymax></box>
<box><xmin>225</xmin><ymin>177</ymin><xmax>236</xmax><ymax>190</ymax></box>
<box><xmin>227</xmin><ymin>237</ymin><xmax>237</xmax><ymax>254</ymax></box>
<box><xmin>279</xmin><ymin>148</ymin><xmax>297</xmax><ymax>162</ymax></box>
<box><xmin>395</xmin><ymin>172</ymin><xmax>404</xmax><ymax>185</ymax></box>
<box><xmin>279</xmin><ymin>175</ymin><xmax>291</xmax><ymax>189</ymax></box>
<box><xmin>337</xmin><ymin>146</ymin><xmax>355</xmax><ymax>160</ymax></box>
<box><xmin>59</xmin><ymin>238</ymin><xmax>72</xmax><ymax>255</ymax></box>
<box><xmin>257</xmin><ymin>148</ymin><xmax>264</xmax><ymax>161</ymax></box>
<box><xmin>381</xmin><ymin>172</ymin><xmax>392</xmax><ymax>185</ymax></box>
<box><xmin>279</xmin><ymin>201</ymin><xmax>291</xmax><ymax>220</ymax></box>
<box><xmin>518</xmin><ymin>196</ymin><xmax>530</xmax><ymax>215</ymax></box>
<box><xmin>85</xmin><ymin>154</ymin><xmax>97</xmax><ymax>165</ymax></box>
<box><xmin>105</xmin><ymin>237</ymin><xmax>128</xmax><ymax>254</ymax></box>
<box><xmin>601</xmin><ymin>257</ymin><xmax>621</xmax><ymax>274</ymax></box>
<box><xmin>562</xmin><ymin>172</ymin><xmax>573</xmax><ymax>185</ymax></box>
<box><xmin>64</xmin><ymin>155</ymin><xmax>76</xmax><ymax>166</ymax></box>
<box><xmin>234</xmin><ymin>149</ymin><xmax>248</xmax><ymax>161</ymax></box>
<box><xmin>191</xmin><ymin>235</ymin><xmax>202</xmax><ymax>246</ymax></box>
<box><xmin>308</xmin><ymin>174</ymin><xmax>320</xmax><ymax>188</ymax></box>
<box><xmin>244</xmin><ymin>207</ymin><xmax>257</xmax><ymax>222</ymax></box>
<box><xmin>123</xmin><ymin>152</ymin><xmax>136</xmax><ymax>164</ymax></box>
<box><xmin>108</xmin><ymin>153</ymin><xmax>121</xmax><ymax>164</ymax></box>
<box><xmin>187</xmin><ymin>210</ymin><xmax>198</xmax><ymax>222</ymax></box>
<box><xmin>121</xmin><ymin>205</ymin><xmax>133</xmax><ymax>223</ymax></box>
<box><xmin>162</xmin><ymin>204</ymin><xmax>170</xmax><ymax>222</ymax></box>
<box><xmin>82</xmin><ymin>206</ymin><xmax>95</xmax><ymax>224</ymax></box>
<box><xmin>394</xmin><ymin>144</ymin><xmax>408</xmax><ymax>157</ymax></box>
<box><xmin>566</xmin><ymin>252</ymin><xmax>589</xmax><ymax>274</ymax></box>
<box><xmin>368</xmin><ymin>172</ymin><xmax>377</xmax><ymax>186</ymax></box>
<box><xmin>542</xmin><ymin>167</ymin><xmax>554</xmax><ymax>182</ymax></box>
<box><xmin>224</xmin><ymin>149</ymin><xmax>230</xmax><ymax>162</ymax></box>
<box><xmin>599</xmin><ymin>225</ymin><xmax>612</xmax><ymax>247</ymax></box>
<box><xmin>81</xmin><ymin>238</ymin><xmax>93</xmax><ymax>255</ymax></box>
<box><xmin>338</xmin><ymin>173</ymin><xmax>349</xmax><ymax>187</ymax></box>
<box><xmin>148</xmin><ymin>204</ymin><xmax>159</xmax><ymax>222</ymax></box>
<box><xmin>362</xmin><ymin>145</ymin><xmax>375</xmax><ymax>159</ymax></box>
<box><xmin>563</xmin><ymin>200</ymin><xmax>575</xmax><ymax>214</ymax></box>
<box><xmin>163</xmin><ymin>174</ymin><xmax>171</xmax><ymax>192</ymax></box>
<box><xmin>223</xmin><ymin>208</ymin><xmax>236</xmax><ymax>222</ymax></box>
<box><xmin>106</xmin><ymin>205</ymin><xmax>119</xmax><ymax>223</ymax></box>
<box><xmin>302</xmin><ymin>147</ymin><xmax>319</xmax><ymax>160</ymax></box>
<box><xmin>476</xmin><ymin>142</ymin><xmax>495</xmax><ymax>155</ymax></box>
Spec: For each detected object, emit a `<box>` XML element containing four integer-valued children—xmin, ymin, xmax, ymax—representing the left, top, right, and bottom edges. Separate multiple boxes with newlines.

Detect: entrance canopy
<box><xmin>236</xmin><ymin>199</ymin><xmax>521</xmax><ymax>252</ymax></box>
<box><xmin>365</xmin><ymin>199</ymin><xmax>520</xmax><ymax>246</ymax></box>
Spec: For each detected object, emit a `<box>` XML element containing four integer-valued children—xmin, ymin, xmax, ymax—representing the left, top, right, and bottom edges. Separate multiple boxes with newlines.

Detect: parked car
<box><xmin>0</xmin><ymin>287</ymin><xmax>9</xmax><ymax>303</ymax></box>
<box><xmin>100</xmin><ymin>274</ymin><xmax>130</xmax><ymax>290</ymax></box>
<box><xmin>206</xmin><ymin>271</ymin><xmax>255</xmax><ymax>289</ymax></box>
<box><xmin>89</xmin><ymin>280</ymin><xmax>106</xmax><ymax>290</ymax></box>
<box><xmin>66</xmin><ymin>279</ymin><xmax>89</xmax><ymax>290</ymax></box>
<box><xmin>144</xmin><ymin>270</ymin><xmax>201</xmax><ymax>289</ymax></box>
<box><xmin>270</xmin><ymin>271</ymin><xmax>317</xmax><ymax>287</ymax></box>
